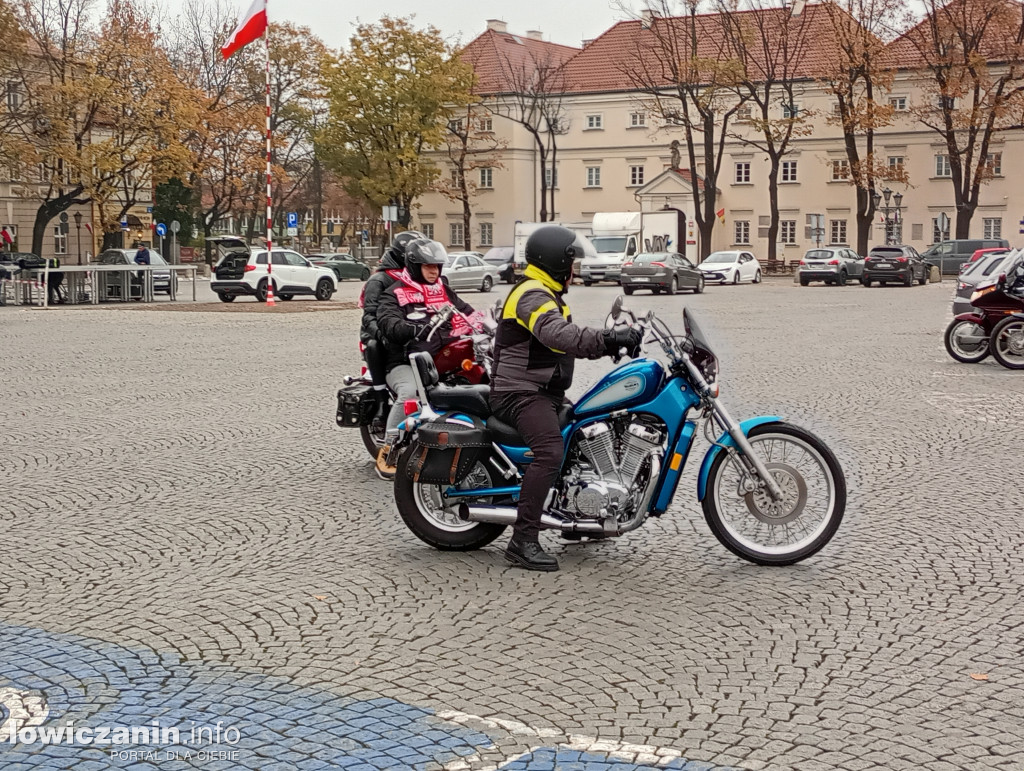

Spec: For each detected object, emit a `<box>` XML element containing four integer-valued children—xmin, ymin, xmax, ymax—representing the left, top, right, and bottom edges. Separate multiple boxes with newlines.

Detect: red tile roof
<box><xmin>460</xmin><ymin>30</ymin><xmax>579</xmax><ymax>96</ymax></box>
<box><xmin>885</xmin><ymin>0</ymin><xmax>1024</xmax><ymax>68</ymax></box>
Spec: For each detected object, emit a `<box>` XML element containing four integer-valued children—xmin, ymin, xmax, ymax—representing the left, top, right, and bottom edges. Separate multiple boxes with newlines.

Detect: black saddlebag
<box><xmin>407</xmin><ymin>414</ymin><xmax>490</xmax><ymax>485</ymax></box>
<box><xmin>336</xmin><ymin>384</ymin><xmax>376</xmax><ymax>427</ymax></box>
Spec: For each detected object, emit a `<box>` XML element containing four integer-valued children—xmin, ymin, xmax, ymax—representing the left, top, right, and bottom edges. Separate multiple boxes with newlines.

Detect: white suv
<box><xmin>210</xmin><ymin>238</ymin><xmax>337</xmax><ymax>303</ymax></box>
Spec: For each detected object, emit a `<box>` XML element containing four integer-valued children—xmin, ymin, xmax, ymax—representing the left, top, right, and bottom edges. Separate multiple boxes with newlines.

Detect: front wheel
<box><xmin>944</xmin><ymin>319</ymin><xmax>989</xmax><ymax>364</ymax></box>
<box><xmin>394</xmin><ymin>445</ymin><xmax>507</xmax><ymax>550</ymax></box>
<box><xmin>990</xmin><ymin>317</ymin><xmax>1024</xmax><ymax>369</ymax></box>
<box><xmin>732</xmin><ymin>271</ymin><xmax>740</xmax><ymax>285</ymax></box>
<box><xmin>753</xmin><ymin>269</ymin><xmax>762</xmax><ymax>284</ymax></box>
<box><xmin>360</xmin><ymin>268</ymin><xmax>371</xmax><ymax>281</ymax></box>
<box><xmin>583</xmin><ymin>280</ymin><xmax>593</xmax><ymax>287</ymax></box>
<box><xmin>693</xmin><ymin>275</ymin><xmax>704</xmax><ymax>294</ymax></box>
<box><xmin>702</xmin><ymin>422</ymin><xmax>846</xmax><ymax>566</ymax></box>
<box><xmin>480</xmin><ymin>275</ymin><xmax>493</xmax><ymax>293</ymax></box>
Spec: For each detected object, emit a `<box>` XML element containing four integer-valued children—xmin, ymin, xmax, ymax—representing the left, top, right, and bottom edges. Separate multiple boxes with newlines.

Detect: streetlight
<box><xmin>872</xmin><ymin>187</ymin><xmax>904</xmax><ymax>245</ymax></box>
<box><xmin>73</xmin><ymin>211</ymin><xmax>82</xmax><ymax>264</ymax></box>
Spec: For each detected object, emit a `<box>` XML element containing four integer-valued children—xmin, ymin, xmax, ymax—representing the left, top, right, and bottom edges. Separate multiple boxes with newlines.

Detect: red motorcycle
<box><xmin>944</xmin><ymin>254</ymin><xmax>1024</xmax><ymax>364</ymax></box>
<box><xmin>337</xmin><ymin>305</ymin><xmax>494</xmax><ymax>457</ymax></box>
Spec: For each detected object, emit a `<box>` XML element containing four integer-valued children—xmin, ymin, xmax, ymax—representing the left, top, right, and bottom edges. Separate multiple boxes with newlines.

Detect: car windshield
<box><xmin>870</xmin><ymin>249</ymin><xmax>902</xmax><ymax>258</ymax></box>
<box><xmin>804</xmin><ymin>250</ymin><xmax>834</xmax><ymax>260</ymax></box>
<box><xmin>633</xmin><ymin>253</ymin><xmax>670</xmax><ymax>264</ymax></box>
<box><xmin>591</xmin><ymin>237</ymin><xmax>627</xmax><ymax>254</ymax></box>
<box><xmin>702</xmin><ymin>252</ymin><xmax>737</xmax><ymax>264</ymax></box>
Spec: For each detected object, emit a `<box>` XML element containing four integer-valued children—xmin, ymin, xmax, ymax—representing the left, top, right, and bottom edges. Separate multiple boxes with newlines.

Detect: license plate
<box><xmin>877</xmin><ymin>263</ymin><xmax>891</xmax><ymax>269</ymax></box>
<box><xmin>633</xmin><ymin>277</ymin><xmax>648</xmax><ymax>282</ymax></box>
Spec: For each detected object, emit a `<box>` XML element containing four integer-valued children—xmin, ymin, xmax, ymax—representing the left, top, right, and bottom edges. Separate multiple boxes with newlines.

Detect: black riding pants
<box><xmin>491</xmin><ymin>390</ymin><xmax>565</xmax><ymax>542</ymax></box>
<box><xmin>363</xmin><ymin>338</ymin><xmax>388</xmax><ymax>388</ymax></box>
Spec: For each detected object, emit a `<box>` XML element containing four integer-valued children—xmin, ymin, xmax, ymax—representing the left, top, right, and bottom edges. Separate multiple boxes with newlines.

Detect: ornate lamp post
<box><xmin>73</xmin><ymin>211</ymin><xmax>83</xmax><ymax>264</ymax></box>
<box><xmin>872</xmin><ymin>187</ymin><xmax>904</xmax><ymax>245</ymax></box>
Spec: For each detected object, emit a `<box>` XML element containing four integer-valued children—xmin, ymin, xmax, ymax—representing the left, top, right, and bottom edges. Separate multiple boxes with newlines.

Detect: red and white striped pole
<box><xmin>264</xmin><ymin>9</ymin><xmax>276</xmax><ymax>307</ymax></box>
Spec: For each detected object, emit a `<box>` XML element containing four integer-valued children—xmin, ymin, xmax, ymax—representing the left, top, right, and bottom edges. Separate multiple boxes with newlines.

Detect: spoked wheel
<box><xmin>990</xmin><ymin>317</ymin><xmax>1024</xmax><ymax>369</ymax></box>
<box><xmin>394</xmin><ymin>444</ymin><xmax>506</xmax><ymax>550</ymax></box>
<box><xmin>702</xmin><ymin>422</ymin><xmax>846</xmax><ymax>565</ymax></box>
<box><xmin>360</xmin><ymin>420</ymin><xmax>387</xmax><ymax>458</ymax></box>
<box><xmin>943</xmin><ymin>319</ymin><xmax>989</xmax><ymax>364</ymax></box>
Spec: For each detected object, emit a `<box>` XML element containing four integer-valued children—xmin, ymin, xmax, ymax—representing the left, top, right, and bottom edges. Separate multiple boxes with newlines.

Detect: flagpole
<box><xmin>264</xmin><ymin>2</ymin><xmax>275</xmax><ymax>306</ymax></box>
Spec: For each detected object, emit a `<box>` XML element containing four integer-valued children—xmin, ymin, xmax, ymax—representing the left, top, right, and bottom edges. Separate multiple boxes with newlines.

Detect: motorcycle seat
<box><xmin>486</xmin><ymin>403</ymin><xmax>574</xmax><ymax>446</ymax></box>
<box><xmin>429</xmin><ymin>384</ymin><xmax>491</xmax><ymax>417</ymax></box>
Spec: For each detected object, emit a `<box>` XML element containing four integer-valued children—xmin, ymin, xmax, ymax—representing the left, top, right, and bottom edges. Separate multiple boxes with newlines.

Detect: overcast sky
<box><xmin>261</xmin><ymin>0</ymin><xmax>639</xmax><ymax>50</ymax></box>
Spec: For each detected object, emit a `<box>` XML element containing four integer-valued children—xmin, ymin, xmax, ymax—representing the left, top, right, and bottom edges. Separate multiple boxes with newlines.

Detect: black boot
<box><xmin>370</xmin><ymin>390</ymin><xmax>389</xmax><ymax>432</ymax></box>
<box><xmin>505</xmin><ymin>537</ymin><xmax>559</xmax><ymax>572</ymax></box>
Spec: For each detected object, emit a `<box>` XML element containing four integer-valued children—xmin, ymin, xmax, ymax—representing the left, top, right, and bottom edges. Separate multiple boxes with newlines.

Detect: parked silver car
<box><xmin>798</xmin><ymin>247</ymin><xmax>863</xmax><ymax>286</ymax></box>
<box><xmin>951</xmin><ymin>250</ymin><xmax>1018</xmax><ymax>315</ymax></box>
<box><xmin>444</xmin><ymin>252</ymin><xmax>500</xmax><ymax>293</ymax></box>
<box><xmin>97</xmin><ymin>248</ymin><xmax>177</xmax><ymax>294</ymax></box>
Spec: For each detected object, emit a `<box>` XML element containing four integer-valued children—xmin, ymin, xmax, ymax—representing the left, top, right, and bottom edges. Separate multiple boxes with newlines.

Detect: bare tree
<box><xmin>897</xmin><ymin>0</ymin><xmax>1024</xmax><ymax>238</ymax></box>
<box><xmin>718</xmin><ymin>0</ymin><xmax>817</xmax><ymax>261</ymax></box>
<box><xmin>817</xmin><ymin>0</ymin><xmax>905</xmax><ymax>255</ymax></box>
<box><xmin>433</xmin><ymin>105</ymin><xmax>505</xmax><ymax>250</ymax></box>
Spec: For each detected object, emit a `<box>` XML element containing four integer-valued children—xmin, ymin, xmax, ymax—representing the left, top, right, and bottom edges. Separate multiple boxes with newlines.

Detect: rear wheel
<box><xmin>667</xmin><ymin>276</ymin><xmax>678</xmax><ymax>295</ymax></box>
<box><xmin>256</xmin><ymin>279</ymin><xmax>276</xmax><ymax>302</ymax></box>
<box><xmin>394</xmin><ymin>445</ymin><xmax>507</xmax><ymax>550</ymax></box>
<box><xmin>360</xmin><ymin>420</ymin><xmax>387</xmax><ymax>458</ymax></box>
<box><xmin>623</xmin><ymin>286</ymin><xmax>635</xmax><ymax>295</ymax></box>
<box><xmin>480</xmin><ymin>275</ymin><xmax>493</xmax><ymax>293</ymax></box>
<box><xmin>944</xmin><ymin>319</ymin><xmax>989</xmax><ymax>364</ymax></box>
<box><xmin>583</xmin><ymin>280</ymin><xmax>593</xmax><ymax>287</ymax></box>
<box><xmin>315</xmin><ymin>278</ymin><xmax>333</xmax><ymax>301</ymax></box>
<box><xmin>702</xmin><ymin>422</ymin><xmax>845</xmax><ymax>566</ymax></box>
<box><xmin>217</xmin><ymin>293</ymin><xmax>235</xmax><ymax>303</ymax></box>
<box><xmin>838</xmin><ymin>271</ymin><xmax>848</xmax><ymax>287</ymax></box>
<box><xmin>861</xmin><ymin>278</ymin><xmax>871</xmax><ymax>287</ymax></box>
<box><xmin>904</xmin><ymin>272</ymin><xmax>913</xmax><ymax>287</ymax></box>
<box><xmin>800</xmin><ymin>277</ymin><xmax>810</xmax><ymax>287</ymax></box>
<box><xmin>753</xmin><ymin>269</ymin><xmax>762</xmax><ymax>284</ymax></box>
<box><xmin>990</xmin><ymin>317</ymin><xmax>1024</xmax><ymax>369</ymax></box>
<box><xmin>279</xmin><ymin>293</ymin><xmax>294</xmax><ymax>301</ymax></box>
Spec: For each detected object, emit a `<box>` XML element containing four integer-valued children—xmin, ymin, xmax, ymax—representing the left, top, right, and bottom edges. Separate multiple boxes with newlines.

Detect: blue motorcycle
<box><xmin>389</xmin><ymin>297</ymin><xmax>846</xmax><ymax>565</ymax></box>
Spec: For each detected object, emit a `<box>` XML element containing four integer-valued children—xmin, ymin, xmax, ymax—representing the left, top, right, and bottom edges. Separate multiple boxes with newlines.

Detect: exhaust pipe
<box><xmin>458</xmin><ymin>504</ymin><xmax>605</xmax><ymax>533</ymax></box>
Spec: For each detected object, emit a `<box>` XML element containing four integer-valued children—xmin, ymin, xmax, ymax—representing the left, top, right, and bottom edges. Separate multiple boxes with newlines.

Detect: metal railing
<box><xmin>0</xmin><ymin>264</ymin><xmax>201</xmax><ymax>307</ymax></box>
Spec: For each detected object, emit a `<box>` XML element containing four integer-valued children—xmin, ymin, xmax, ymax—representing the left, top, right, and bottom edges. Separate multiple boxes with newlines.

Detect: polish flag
<box><xmin>221</xmin><ymin>0</ymin><xmax>267</xmax><ymax>60</ymax></box>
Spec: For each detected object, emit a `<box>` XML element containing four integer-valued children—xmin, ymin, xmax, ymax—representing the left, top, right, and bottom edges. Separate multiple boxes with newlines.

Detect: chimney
<box><xmin>791</xmin><ymin>0</ymin><xmax>805</xmax><ymax>15</ymax></box>
<box><xmin>641</xmin><ymin>8</ymin><xmax>658</xmax><ymax>27</ymax></box>
<box><xmin>582</xmin><ymin>38</ymin><xmax>594</xmax><ymax>47</ymax></box>
<box><xmin>486</xmin><ymin>19</ymin><xmax>508</xmax><ymax>33</ymax></box>
<box><xmin>526</xmin><ymin>30</ymin><xmax>543</xmax><ymax>41</ymax></box>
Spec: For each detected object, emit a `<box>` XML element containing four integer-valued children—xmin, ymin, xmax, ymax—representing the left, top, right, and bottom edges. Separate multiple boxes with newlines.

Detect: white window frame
<box><xmin>53</xmin><ymin>225</ymin><xmax>67</xmax><ymax>255</ymax></box>
<box><xmin>889</xmin><ymin>96</ymin><xmax>908</xmax><ymax>111</ymax></box>
<box><xmin>734</xmin><ymin>220</ymin><xmax>750</xmax><ymax>244</ymax></box>
<box><xmin>736</xmin><ymin>104</ymin><xmax>753</xmax><ymax>122</ymax></box>
<box><xmin>585</xmin><ymin>114</ymin><xmax>604</xmax><ymax>130</ymax></box>
<box><xmin>780</xmin><ymin>220</ymin><xmax>797</xmax><ymax>244</ymax></box>
<box><xmin>830</xmin><ymin>219</ymin><xmax>847</xmax><ymax>245</ymax></box>
<box><xmin>986</xmin><ymin>152</ymin><xmax>1002</xmax><ymax>176</ymax></box>
<box><xmin>545</xmin><ymin>166</ymin><xmax>558</xmax><ymax>189</ymax></box>
<box><xmin>449</xmin><ymin>222</ymin><xmax>464</xmax><ymax>247</ymax></box>
<box><xmin>935</xmin><ymin>154</ymin><xmax>951</xmax><ymax>177</ymax></box>
<box><xmin>629</xmin><ymin>111</ymin><xmax>646</xmax><ymax>127</ymax></box>
<box><xmin>781</xmin><ymin>160</ymin><xmax>798</xmax><ymax>183</ymax></box>
<box><xmin>586</xmin><ymin>166</ymin><xmax>601</xmax><ymax>187</ymax></box>
<box><xmin>479</xmin><ymin>222</ymin><xmax>493</xmax><ymax>247</ymax></box>
<box><xmin>450</xmin><ymin>168</ymin><xmax>459</xmax><ymax>186</ymax></box>
<box><xmin>782</xmin><ymin>102</ymin><xmax>800</xmax><ymax>119</ymax></box>
<box><xmin>479</xmin><ymin>167</ymin><xmax>493</xmax><ymax>189</ymax></box>
<box><xmin>479</xmin><ymin>117</ymin><xmax>493</xmax><ymax>132</ymax></box>
<box><xmin>734</xmin><ymin>162</ymin><xmax>750</xmax><ymax>183</ymax></box>
<box><xmin>888</xmin><ymin>156</ymin><xmax>905</xmax><ymax>173</ymax></box>
<box><xmin>983</xmin><ymin>217</ymin><xmax>1002</xmax><ymax>239</ymax></box>
<box><xmin>629</xmin><ymin>165</ymin><xmax>645</xmax><ymax>186</ymax></box>
<box><xmin>6</xmin><ymin>80</ymin><xmax>21</xmax><ymax>112</ymax></box>
<box><xmin>831</xmin><ymin>159</ymin><xmax>849</xmax><ymax>181</ymax></box>
<box><xmin>421</xmin><ymin>223</ymin><xmax>434</xmax><ymax>240</ymax></box>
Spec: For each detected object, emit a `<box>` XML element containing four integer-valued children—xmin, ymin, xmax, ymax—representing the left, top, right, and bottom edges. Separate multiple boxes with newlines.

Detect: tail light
<box><xmin>403</xmin><ymin>399</ymin><xmax>419</xmax><ymax>416</ymax></box>
<box><xmin>957</xmin><ymin>282</ymin><xmax>967</xmax><ymax>290</ymax></box>
<box><xmin>651</xmin><ymin>262</ymin><xmax>667</xmax><ymax>268</ymax></box>
<box><xmin>623</xmin><ymin>262</ymin><xmax>633</xmax><ymax>267</ymax></box>
<box><xmin>828</xmin><ymin>259</ymin><xmax>839</xmax><ymax>265</ymax></box>
<box><xmin>244</xmin><ymin>264</ymin><xmax>257</xmax><ymax>272</ymax></box>
<box><xmin>897</xmin><ymin>257</ymin><xmax>908</xmax><ymax>263</ymax></box>
<box><xmin>799</xmin><ymin>259</ymin><xmax>806</xmax><ymax>265</ymax></box>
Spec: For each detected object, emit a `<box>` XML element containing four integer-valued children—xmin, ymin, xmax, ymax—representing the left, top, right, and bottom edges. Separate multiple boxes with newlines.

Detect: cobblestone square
<box><xmin>1</xmin><ymin>278</ymin><xmax>1021</xmax><ymax>770</ymax></box>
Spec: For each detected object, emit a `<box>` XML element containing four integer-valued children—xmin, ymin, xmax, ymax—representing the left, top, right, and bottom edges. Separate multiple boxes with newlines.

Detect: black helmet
<box><xmin>525</xmin><ymin>225</ymin><xmax>583</xmax><ymax>283</ymax></box>
<box><xmin>405</xmin><ymin>239</ymin><xmax>447</xmax><ymax>283</ymax></box>
<box><xmin>382</xmin><ymin>230</ymin><xmax>425</xmax><ymax>269</ymax></box>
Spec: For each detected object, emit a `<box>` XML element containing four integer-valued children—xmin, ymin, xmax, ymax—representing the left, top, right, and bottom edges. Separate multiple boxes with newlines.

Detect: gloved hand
<box><xmin>602</xmin><ymin>326</ymin><xmax>643</xmax><ymax>358</ymax></box>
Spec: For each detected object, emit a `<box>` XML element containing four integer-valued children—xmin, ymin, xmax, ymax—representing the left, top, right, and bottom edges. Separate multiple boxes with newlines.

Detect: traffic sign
<box><xmin>287</xmin><ymin>227</ymin><xmax>298</xmax><ymax>237</ymax></box>
<box><xmin>156</xmin><ymin>223</ymin><xmax>167</xmax><ymax>237</ymax></box>
<box><xmin>287</xmin><ymin>212</ymin><xmax>298</xmax><ymax>228</ymax></box>
<box><xmin>382</xmin><ymin>205</ymin><xmax>398</xmax><ymax>222</ymax></box>
<box><xmin>120</xmin><ymin>219</ymin><xmax>129</xmax><ymax>231</ymax></box>
<box><xmin>170</xmin><ymin>220</ymin><xmax>180</xmax><ymax>234</ymax></box>
<box><xmin>59</xmin><ymin>212</ymin><xmax>68</xmax><ymax>223</ymax></box>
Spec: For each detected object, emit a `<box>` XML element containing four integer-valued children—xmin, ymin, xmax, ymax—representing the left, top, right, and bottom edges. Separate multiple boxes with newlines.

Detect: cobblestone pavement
<box><xmin>0</xmin><ymin>276</ymin><xmax>1021</xmax><ymax>771</ymax></box>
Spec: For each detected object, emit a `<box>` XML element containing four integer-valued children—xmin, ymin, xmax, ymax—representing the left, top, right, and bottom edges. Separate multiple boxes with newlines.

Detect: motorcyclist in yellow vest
<box><xmin>490</xmin><ymin>225</ymin><xmax>641</xmax><ymax>571</ymax></box>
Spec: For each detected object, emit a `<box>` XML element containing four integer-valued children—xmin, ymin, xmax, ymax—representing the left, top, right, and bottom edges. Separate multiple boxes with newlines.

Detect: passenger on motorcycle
<box><xmin>491</xmin><ymin>225</ymin><xmax>641</xmax><ymax>571</ymax></box>
<box><xmin>375</xmin><ymin>239</ymin><xmax>476</xmax><ymax>479</ymax></box>
<box><xmin>359</xmin><ymin>230</ymin><xmax>424</xmax><ymax>430</ymax></box>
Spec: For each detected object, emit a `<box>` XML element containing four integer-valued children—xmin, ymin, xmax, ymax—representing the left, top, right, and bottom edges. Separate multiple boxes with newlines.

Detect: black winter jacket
<box><xmin>359</xmin><ymin>248</ymin><xmax>403</xmax><ymax>343</ymax></box>
<box><xmin>376</xmin><ymin>277</ymin><xmax>474</xmax><ymax>371</ymax></box>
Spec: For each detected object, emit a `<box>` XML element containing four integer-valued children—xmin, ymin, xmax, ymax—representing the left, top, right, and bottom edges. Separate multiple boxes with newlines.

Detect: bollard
<box><xmin>929</xmin><ymin>264</ymin><xmax>941</xmax><ymax>283</ymax></box>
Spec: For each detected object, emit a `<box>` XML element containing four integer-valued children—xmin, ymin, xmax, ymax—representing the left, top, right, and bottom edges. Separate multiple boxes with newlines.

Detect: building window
<box><xmin>830</xmin><ymin>219</ymin><xmax>847</xmax><ymax>244</ymax></box>
<box><xmin>6</xmin><ymin>80</ymin><xmax>21</xmax><ymax>112</ymax></box>
<box><xmin>782</xmin><ymin>102</ymin><xmax>799</xmax><ymax>119</ymax></box>
<box><xmin>831</xmin><ymin>159</ymin><xmax>849</xmax><ymax>181</ymax></box>
<box><xmin>421</xmin><ymin>223</ymin><xmax>434</xmax><ymax>240</ymax></box>
<box><xmin>932</xmin><ymin>217</ymin><xmax>950</xmax><ymax>243</ymax></box>
<box><xmin>734</xmin><ymin>220</ymin><xmax>750</xmax><ymax>244</ymax></box>
<box><xmin>629</xmin><ymin>165</ymin><xmax>645</xmax><ymax>186</ymax></box>
<box><xmin>986</xmin><ymin>152</ymin><xmax>1002</xmax><ymax>176</ymax></box>
<box><xmin>449</xmin><ymin>222</ymin><xmax>464</xmax><ymax>247</ymax></box>
<box><xmin>935</xmin><ymin>154</ymin><xmax>951</xmax><ymax>177</ymax></box>
<box><xmin>832</xmin><ymin>102</ymin><xmax>842</xmax><ymax>117</ymax></box>
<box><xmin>545</xmin><ymin>166</ymin><xmax>558</xmax><ymax>189</ymax></box>
<box><xmin>937</xmin><ymin>94</ymin><xmax>956</xmax><ymax>110</ymax></box>
<box><xmin>629</xmin><ymin>111</ymin><xmax>646</xmax><ymax>127</ymax></box>
<box><xmin>736</xmin><ymin>104</ymin><xmax>753</xmax><ymax>121</ymax></box>
<box><xmin>734</xmin><ymin>162</ymin><xmax>750</xmax><ymax>183</ymax></box>
<box><xmin>984</xmin><ymin>218</ymin><xmax>1002</xmax><ymax>239</ymax></box>
<box><xmin>781</xmin><ymin>160</ymin><xmax>798</xmax><ymax>183</ymax></box>
<box><xmin>448</xmin><ymin>118</ymin><xmax>463</xmax><ymax>133</ymax></box>
<box><xmin>889</xmin><ymin>96</ymin><xmax>908</xmax><ymax>111</ymax></box>
<box><xmin>450</xmin><ymin>168</ymin><xmax>459</xmax><ymax>186</ymax></box>
<box><xmin>585</xmin><ymin>114</ymin><xmax>603</xmax><ymax>130</ymax></box>
<box><xmin>53</xmin><ymin>225</ymin><xmax>67</xmax><ymax>255</ymax></box>
<box><xmin>888</xmin><ymin>156</ymin><xmax>905</xmax><ymax>173</ymax></box>
<box><xmin>479</xmin><ymin>117</ymin><xmax>493</xmax><ymax>132</ymax></box>
<box><xmin>586</xmin><ymin>166</ymin><xmax>601</xmax><ymax>187</ymax></box>
<box><xmin>479</xmin><ymin>167</ymin><xmax>493</xmax><ymax>188</ymax></box>
<box><xmin>780</xmin><ymin>220</ymin><xmax>797</xmax><ymax>244</ymax></box>
<box><xmin>480</xmin><ymin>222</ymin><xmax>493</xmax><ymax>246</ymax></box>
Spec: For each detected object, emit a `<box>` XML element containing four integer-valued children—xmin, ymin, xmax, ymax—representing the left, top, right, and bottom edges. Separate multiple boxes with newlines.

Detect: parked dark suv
<box><xmin>920</xmin><ymin>238</ymin><xmax>1009</xmax><ymax>275</ymax></box>
<box><xmin>862</xmin><ymin>245</ymin><xmax>929</xmax><ymax>287</ymax></box>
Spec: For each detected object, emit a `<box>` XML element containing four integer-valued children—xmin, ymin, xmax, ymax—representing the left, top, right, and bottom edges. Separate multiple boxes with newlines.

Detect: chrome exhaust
<box><xmin>458</xmin><ymin>504</ymin><xmax>605</xmax><ymax>533</ymax></box>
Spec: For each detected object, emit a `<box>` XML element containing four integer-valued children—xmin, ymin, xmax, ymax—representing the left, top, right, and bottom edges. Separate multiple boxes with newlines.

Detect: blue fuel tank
<box><xmin>573</xmin><ymin>358</ymin><xmax>665</xmax><ymax>417</ymax></box>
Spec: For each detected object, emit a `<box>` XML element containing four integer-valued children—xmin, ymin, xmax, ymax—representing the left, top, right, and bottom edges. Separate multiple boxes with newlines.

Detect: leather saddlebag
<box><xmin>406</xmin><ymin>414</ymin><xmax>490</xmax><ymax>485</ymax></box>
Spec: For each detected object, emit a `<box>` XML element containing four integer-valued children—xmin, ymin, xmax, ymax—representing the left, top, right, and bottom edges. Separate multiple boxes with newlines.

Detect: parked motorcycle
<box><xmin>337</xmin><ymin>305</ymin><xmax>495</xmax><ymax>457</ymax></box>
<box><xmin>944</xmin><ymin>251</ymin><xmax>1024</xmax><ymax>364</ymax></box>
<box><xmin>388</xmin><ymin>297</ymin><xmax>846</xmax><ymax>566</ymax></box>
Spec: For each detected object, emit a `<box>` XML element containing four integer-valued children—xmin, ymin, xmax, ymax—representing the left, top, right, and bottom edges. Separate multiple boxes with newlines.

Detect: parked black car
<box><xmin>483</xmin><ymin>246</ymin><xmax>515</xmax><ymax>283</ymax></box>
<box><xmin>620</xmin><ymin>251</ymin><xmax>705</xmax><ymax>295</ymax></box>
<box><xmin>862</xmin><ymin>245</ymin><xmax>929</xmax><ymax>287</ymax></box>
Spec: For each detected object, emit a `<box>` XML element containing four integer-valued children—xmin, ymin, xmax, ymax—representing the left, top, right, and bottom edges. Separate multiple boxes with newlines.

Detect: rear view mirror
<box><xmin>611</xmin><ymin>295</ymin><xmax>623</xmax><ymax>319</ymax></box>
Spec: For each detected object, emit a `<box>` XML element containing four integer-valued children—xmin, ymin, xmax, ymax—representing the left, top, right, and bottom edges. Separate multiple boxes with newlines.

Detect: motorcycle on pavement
<box><xmin>944</xmin><ymin>250</ymin><xmax>1024</xmax><ymax>364</ymax></box>
<box><xmin>387</xmin><ymin>297</ymin><xmax>847</xmax><ymax>566</ymax></box>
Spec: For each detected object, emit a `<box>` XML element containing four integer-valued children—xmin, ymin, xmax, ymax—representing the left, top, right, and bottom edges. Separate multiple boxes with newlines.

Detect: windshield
<box><xmin>633</xmin><ymin>253</ymin><xmax>670</xmax><ymax>264</ymax></box>
<box><xmin>591</xmin><ymin>237</ymin><xmax>627</xmax><ymax>254</ymax></box>
<box><xmin>683</xmin><ymin>308</ymin><xmax>713</xmax><ymax>355</ymax></box>
<box><xmin>804</xmin><ymin>250</ymin><xmax>834</xmax><ymax>260</ymax></box>
<box><xmin>702</xmin><ymin>252</ymin><xmax>737</xmax><ymax>264</ymax></box>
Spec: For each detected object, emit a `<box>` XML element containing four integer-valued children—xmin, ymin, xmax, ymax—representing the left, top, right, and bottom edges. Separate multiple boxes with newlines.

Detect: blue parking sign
<box><xmin>287</xmin><ymin>212</ymin><xmax>298</xmax><ymax>228</ymax></box>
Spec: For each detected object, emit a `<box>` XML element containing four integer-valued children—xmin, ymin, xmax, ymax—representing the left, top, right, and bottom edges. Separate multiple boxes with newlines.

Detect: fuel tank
<box><xmin>573</xmin><ymin>358</ymin><xmax>665</xmax><ymax>417</ymax></box>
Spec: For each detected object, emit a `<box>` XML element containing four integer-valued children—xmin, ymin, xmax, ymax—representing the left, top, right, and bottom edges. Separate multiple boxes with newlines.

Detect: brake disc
<box><xmin>740</xmin><ymin>462</ymin><xmax>807</xmax><ymax>525</ymax></box>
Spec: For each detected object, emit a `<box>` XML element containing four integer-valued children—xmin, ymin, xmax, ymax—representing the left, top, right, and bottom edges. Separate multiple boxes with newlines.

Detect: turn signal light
<box><xmin>461</xmin><ymin>359</ymin><xmax>474</xmax><ymax>371</ymax></box>
<box><xmin>403</xmin><ymin>399</ymin><xmax>419</xmax><ymax>416</ymax></box>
